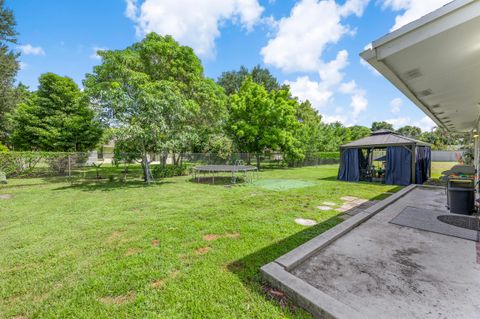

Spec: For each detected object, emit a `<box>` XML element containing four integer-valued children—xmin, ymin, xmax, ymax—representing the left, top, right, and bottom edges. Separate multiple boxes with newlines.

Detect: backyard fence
<box><xmin>0</xmin><ymin>151</ymin><xmax>340</xmax><ymax>179</ymax></box>
<box><xmin>431</xmin><ymin>150</ymin><xmax>464</xmax><ymax>162</ymax></box>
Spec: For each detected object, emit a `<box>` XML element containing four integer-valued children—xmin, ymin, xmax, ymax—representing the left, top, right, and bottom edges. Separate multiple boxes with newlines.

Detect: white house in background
<box><xmin>361</xmin><ymin>0</ymin><xmax>480</xmax><ymax>179</ymax></box>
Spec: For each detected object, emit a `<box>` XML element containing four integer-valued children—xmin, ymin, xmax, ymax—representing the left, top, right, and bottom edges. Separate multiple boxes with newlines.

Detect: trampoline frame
<box><xmin>193</xmin><ymin>164</ymin><xmax>258</xmax><ymax>184</ymax></box>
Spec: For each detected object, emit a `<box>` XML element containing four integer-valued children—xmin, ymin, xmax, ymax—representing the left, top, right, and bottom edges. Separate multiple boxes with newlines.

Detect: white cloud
<box><xmin>261</xmin><ymin>0</ymin><xmax>368</xmax><ymax>73</ymax></box>
<box><xmin>125</xmin><ymin>0</ymin><xmax>264</xmax><ymax>58</ymax></box>
<box><xmin>382</xmin><ymin>0</ymin><xmax>451</xmax><ymax>31</ymax></box>
<box><xmin>286</xmin><ymin>76</ymin><xmax>334</xmax><ymax>109</ymax></box>
<box><xmin>350</xmin><ymin>91</ymin><xmax>367</xmax><ymax>117</ymax></box>
<box><xmin>323</xmin><ymin>114</ymin><xmax>349</xmax><ymax>124</ymax></box>
<box><xmin>386</xmin><ymin>115</ymin><xmax>437</xmax><ymax>131</ymax></box>
<box><xmin>417</xmin><ymin>116</ymin><xmax>436</xmax><ymax>132</ymax></box>
<box><xmin>285</xmin><ymin>50</ymin><xmax>349</xmax><ymax>109</ymax></box>
<box><xmin>90</xmin><ymin>47</ymin><xmax>107</xmax><ymax>60</ymax></box>
<box><xmin>389</xmin><ymin>97</ymin><xmax>402</xmax><ymax>113</ymax></box>
<box><xmin>386</xmin><ymin>117</ymin><xmax>410</xmax><ymax>128</ymax></box>
<box><xmin>18</xmin><ymin>44</ymin><xmax>45</xmax><ymax>56</ymax></box>
<box><xmin>19</xmin><ymin>61</ymin><xmax>28</xmax><ymax>70</ymax></box>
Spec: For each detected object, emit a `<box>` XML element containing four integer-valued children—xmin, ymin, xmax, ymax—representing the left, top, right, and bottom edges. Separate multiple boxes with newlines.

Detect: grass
<box><xmin>431</xmin><ymin>161</ymin><xmax>457</xmax><ymax>179</ymax></box>
<box><xmin>0</xmin><ymin>165</ymin><xmax>407</xmax><ymax>318</ymax></box>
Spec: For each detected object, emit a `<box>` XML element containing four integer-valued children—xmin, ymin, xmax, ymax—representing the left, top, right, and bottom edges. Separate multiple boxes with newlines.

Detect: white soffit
<box><xmin>361</xmin><ymin>0</ymin><xmax>480</xmax><ymax>132</ymax></box>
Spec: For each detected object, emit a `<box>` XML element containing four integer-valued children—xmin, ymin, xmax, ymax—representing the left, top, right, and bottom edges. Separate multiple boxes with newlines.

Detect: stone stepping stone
<box><xmin>352</xmin><ymin>198</ymin><xmax>369</xmax><ymax>205</ymax></box>
<box><xmin>316</xmin><ymin>206</ymin><xmax>333</xmax><ymax>211</ymax></box>
<box><xmin>322</xmin><ymin>202</ymin><xmax>336</xmax><ymax>206</ymax></box>
<box><xmin>340</xmin><ymin>196</ymin><xmax>359</xmax><ymax>202</ymax></box>
<box><xmin>295</xmin><ymin>218</ymin><xmax>317</xmax><ymax>226</ymax></box>
<box><xmin>0</xmin><ymin>194</ymin><xmax>12</xmax><ymax>200</ymax></box>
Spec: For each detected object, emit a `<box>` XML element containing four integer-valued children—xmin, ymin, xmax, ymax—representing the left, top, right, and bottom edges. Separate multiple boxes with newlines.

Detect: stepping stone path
<box><xmin>295</xmin><ymin>218</ymin><xmax>317</xmax><ymax>226</ymax></box>
<box><xmin>335</xmin><ymin>196</ymin><xmax>380</xmax><ymax>220</ymax></box>
<box><xmin>322</xmin><ymin>202</ymin><xmax>337</xmax><ymax>206</ymax></box>
<box><xmin>0</xmin><ymin>194</ymin><xmax>12</xmax><ymax>200</ymax></box>
<box><xmin>340</xmin><ymin>196</ymin><xmax>359</xmax><ymax>201</ymax></box>
<box><xmin>316</xmin><ymin>206</ymin><xmax>333</xmax><ymax>211</ymax></box>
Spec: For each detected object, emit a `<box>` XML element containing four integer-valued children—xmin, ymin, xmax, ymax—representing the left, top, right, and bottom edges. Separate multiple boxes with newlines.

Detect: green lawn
<box><xmin>431</xmin><ymin>161</ymin><xmax>457</xmax><ymax>179</ymax></box>
<box><xmin>0</xmin><ymin>165</ymin><xmax>402</xmax><ymax>318</ymax></box>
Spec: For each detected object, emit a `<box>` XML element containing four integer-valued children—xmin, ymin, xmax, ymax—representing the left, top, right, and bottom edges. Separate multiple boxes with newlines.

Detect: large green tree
<box><xmin>228</xmin><ymin>77</ymin><xmax>300</xmax><ymax>168</ymax></box>
<box><xmin>84</xmin><ymin>33</ymin><xmax>227</xmax><ymax>182</ymax></box>
<box><xmin>217</xmin><ymin>65</ymin><xmax>280</xmax><ymax>96</ymax></box>
<box><xmin>10</xmin><ymin>73</ymin><xmax>103</xmax><ymax>151</ymax></box>
<box><xmin>293</xmin><ymin>100</ymin><xmax>323</xmax><ymax>157</ymax></box>
<box><xmin>397</xmin><ymin>125</ymin><xmax>422</xmax><ymax>138</ymax></box>
<box><xmin>0</xmin><ymin>0</ymin><xmax>19</xmax><ymax>144</ymax></box>
<box><xmin>371</xmin><ymin>121</ymin><xmax>394</xmax><ymax>132</ymax></box>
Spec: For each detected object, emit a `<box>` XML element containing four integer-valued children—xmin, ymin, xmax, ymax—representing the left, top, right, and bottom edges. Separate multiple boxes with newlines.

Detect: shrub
<box><xmin>0</xmin><ymin>142</ymin><xmax>8</xmax><ymax>153</ymax></box>
<box><xmin>152</xmin><ymin>164</ymin><xmax>189</xmax><ymax>179</ymax></box>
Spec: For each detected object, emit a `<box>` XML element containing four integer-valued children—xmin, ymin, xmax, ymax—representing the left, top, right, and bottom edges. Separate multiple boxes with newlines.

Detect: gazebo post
<box><xmin>411</xmin><ymin>145</ymin><xmax>416</xmax><ymax>184</ymax></box>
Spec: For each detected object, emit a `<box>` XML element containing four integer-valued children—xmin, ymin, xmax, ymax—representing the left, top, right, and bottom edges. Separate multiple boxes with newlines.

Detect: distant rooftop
<box><xmin>341</xmin><ymin>129</ymin><xmax>430</xmax><ymax>148</ymax></box>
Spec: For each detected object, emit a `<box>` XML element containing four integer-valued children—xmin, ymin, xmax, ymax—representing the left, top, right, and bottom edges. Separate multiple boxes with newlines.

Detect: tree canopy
<box><xmin>217</xmin><ymin>65</ymin><xmax>280</xmax><ymax>96</ymax></box>
<box><xmin>84</xmin><ymin>33</ymin><xmax>227</xmax><ymax>182</ymax></box>
<box><xmin>0</xmin><ymin>0</ymin><xmax>19</xmax><ymax>144</ymax></box>
<box><xmin>371</xmin><ymin>121</ymin><xmax>394</xmax><ymax>132</ymax></box>
<box><xmin>228</xmin><ymin>77</ymin><xmax>300</xmax><ymax>168</ymax></box>
<box><xmin>10</xmin><ymin>73</ymin><xmax>103</xmax><ymax>152</ymax></box>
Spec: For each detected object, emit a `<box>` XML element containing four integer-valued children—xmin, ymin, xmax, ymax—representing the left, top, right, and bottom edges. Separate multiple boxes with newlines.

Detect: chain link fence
<box><xmin>0</xmin><ymin>151</ymin><xmax>340</xmax><ymax>180</ymax></box>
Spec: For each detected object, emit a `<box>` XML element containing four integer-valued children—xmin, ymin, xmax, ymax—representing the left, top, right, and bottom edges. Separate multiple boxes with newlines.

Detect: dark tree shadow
<box><xmin>52</xmin><ymin>180</ymin><xmax>173</xmax><ymax>192</ymax></box>
<box><xmin>226</xmin><ymin>216</ymin><xmax>343</xmax><ymax>318</ymax></box>
<box><xmin>188</xmin><ymin>176</ymin><xmax>247</xmax><ymax>186</ymax></box>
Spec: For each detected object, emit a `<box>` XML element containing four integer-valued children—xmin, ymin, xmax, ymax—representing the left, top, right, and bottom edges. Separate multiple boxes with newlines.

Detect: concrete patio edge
<box><xmin>261</xmin><ymin>184</ymin><xmax>419</xmax><ymax>318</ymax></box>
<box><xmin>261</xmin><ymin>262</ymin><xmax>366</xmax><ymax>319</ymax></box>
<box><xmin>275</xmin><ymin>184</ymin><xmax>418</xmax><ymax>270</ymax></box>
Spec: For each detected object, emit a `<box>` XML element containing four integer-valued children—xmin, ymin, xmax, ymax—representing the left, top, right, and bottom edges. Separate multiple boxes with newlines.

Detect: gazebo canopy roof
<box><xmin>341</xmin><ymin>129</ymin><xmax>430</xmax><ymax>149</ymax></box>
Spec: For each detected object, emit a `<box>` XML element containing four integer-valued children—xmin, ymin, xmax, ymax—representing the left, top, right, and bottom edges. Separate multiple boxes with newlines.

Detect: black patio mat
<box><xmin>390</xmin><ymin>206</ymin><xmax>479</xmax><ymax>242</ymax></box>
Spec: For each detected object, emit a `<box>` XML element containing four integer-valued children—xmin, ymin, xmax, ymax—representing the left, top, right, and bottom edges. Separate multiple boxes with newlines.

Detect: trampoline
<box><xmin>193</xmin><ymin>164</ymin><xmax>258</xmax><ymax>184</ymax></box>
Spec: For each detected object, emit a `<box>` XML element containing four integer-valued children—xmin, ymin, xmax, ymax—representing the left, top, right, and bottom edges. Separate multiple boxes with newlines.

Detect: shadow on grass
<box><xmin>227</xmin><ymin>216</ymin><xmax>342</xmax><ymax>317</ymax></box>
<box><xmin>52</xmin><ymin>180</ymin><xmax>173</xmax><ymax>192</ymax></box>
<box><xmin>188</xmin><ymin>176</ymin><xmax>247</xmax><ymax>186</ymax></box>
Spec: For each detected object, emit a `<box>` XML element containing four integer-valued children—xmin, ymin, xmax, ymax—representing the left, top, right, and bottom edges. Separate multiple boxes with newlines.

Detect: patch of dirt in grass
<box><xmin>151</xmin><ymin>239</ymin><xmax>160</xmax><ymax>247</ymax></box>
<box><xmin>203</xmin><ymin>234</ymin><xmax>221</xmax><ymax>241</ymax></box>
<box><xmin>0</xmin><ymin>194</ymin><xmax>12</xmax><ymax>200</ymax></box>
<box><xmin>150</xmin><ymin>270</ymin><xmax>180</xmax><ymax>289</ymax></box>
<box><xmin>194</xmin><ymin>246</ymin><xmax>210</xmax><ymax>255</ymax></box>
<box><xmin>125</xmin><ymin>247</ymin><xmax>142</xmax><ymax>256</ymax></box>
<box><xmin>203</xmin><ymin>232</ymin><xmax>240</xmax><ymax>241</ymax></box>
<box><xmin>12</xmin><ymin>315</ymin><xmax>26</xmax><ymax>319</ymax></box>
<box><xmin>150</xmin><ymin>279</ymin><xmax>165</xmax><ymax>288</ymax></box>
<box><xmin>262</xmin><ymin>285</ymin><xmax>297</xmax><ymax>312</ymax></box>
<box><xmin>99</xmin><ymin>292</ymin><xmax>135</xmax><ymax>305</ymax></box>
<box><xmin>107</xmin><ymin>230</ymin><xmax>125</xmax><ymax>243</ymax></box>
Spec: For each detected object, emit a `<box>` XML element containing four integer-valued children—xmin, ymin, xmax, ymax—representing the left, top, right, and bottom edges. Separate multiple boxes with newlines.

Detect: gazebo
<box><xmin>337</xmin><ymin>129</ymin><xmax>431</xmax><ymax>186</ymax></box>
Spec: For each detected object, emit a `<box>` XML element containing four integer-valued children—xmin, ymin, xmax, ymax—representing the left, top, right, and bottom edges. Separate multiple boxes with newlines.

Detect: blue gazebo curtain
<box><xmin>415</xmin><ymin>146</ymin><xmax>431</xmax><ymax>184</ymax></box>
<box><xmin>338</xmin><ymin>148</ymin><xmax>360</xmax><ymax>182</ymax></box>
<box><xmin>385</xmin><ymin>146</ymin><xmax>411</xmax><ymax>186</ymax></box>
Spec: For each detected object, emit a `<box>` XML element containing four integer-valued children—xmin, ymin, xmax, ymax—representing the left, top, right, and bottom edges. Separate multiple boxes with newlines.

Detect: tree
<box><xmin>293</xmin><ymin>100</ymin><xmax>323</xmax><ymax>157</ymax></box>
<box><xmin>228</xmin><ymin>77</ymin><xmax>300</xmax><ymax>169</ymax></box>
<box><xmin>347</xmin><ymin>125</ymin><xmax>371</xmax><ymax>142</ymax></box>
<box><xmin>85</xmin><ymin>33</ymin><xmax>227</xmax><ymax>182</ymax></box>
<box><xmin>10</xmin><ymin>73</ymin><xmax>103</xmax><ymax>151</ymax></box>
<box><xmin>0</xmin><ymin>0</ymin><xmax>19</xmax><ymax>144</ymax></box>
<box><xmin>371</xmin><ymin>121</ymin><xmax>394</xmax><ymax>132</ymax></box>
<box><xmin>397</xmin><ymin>125</ymin><xmax>422</xmax><ymax>138</ymax></box>
<box><xmin>217</xmin><ymin>65</ymin><xmax>280</xmax><ymax>95</ymax></box>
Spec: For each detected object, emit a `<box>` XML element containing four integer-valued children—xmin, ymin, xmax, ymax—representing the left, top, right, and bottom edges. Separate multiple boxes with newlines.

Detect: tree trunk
<box><xmin>256</xmin><ymin>153</ymin><xmax>261</xmax><ymax>170</ymax></box>
<box><xmin>142</xmin><ymin>155</ymin><xmax>153</xmax><ymax>183</ymax></box>
<box><xmin>160</xmin><ymin>152</ymin><xmax>168</xmax><ymax>166</ymax></box>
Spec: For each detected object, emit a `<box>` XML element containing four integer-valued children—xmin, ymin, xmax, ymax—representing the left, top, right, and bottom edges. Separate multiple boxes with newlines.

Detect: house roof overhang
<box><xmin>361</xmin><ymin>0</ymin><xmax>480</xmax><ymax>133</ymax></box>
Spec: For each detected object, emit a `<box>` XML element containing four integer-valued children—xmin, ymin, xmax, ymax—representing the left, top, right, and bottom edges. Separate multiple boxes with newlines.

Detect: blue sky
<box><xmin>7</xmin><ymin>0</ymin><xmax>451</xmax><ymax>131</ymax></box>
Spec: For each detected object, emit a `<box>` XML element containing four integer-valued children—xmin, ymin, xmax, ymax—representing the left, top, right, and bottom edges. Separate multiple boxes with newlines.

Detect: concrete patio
<box><xmin>262</xmin><ymin>185</ymin><xmax>480</xmax><ymax>318</ymax></box>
